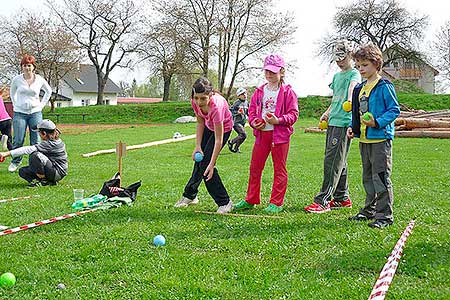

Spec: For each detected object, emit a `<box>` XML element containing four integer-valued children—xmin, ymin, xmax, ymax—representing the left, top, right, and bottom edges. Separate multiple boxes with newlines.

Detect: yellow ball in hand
<box><xmin>318</xmin><ymin>120</ymin><xmax>328</xmax><ymax>130</ymax></box>
<box><xmin>342</xmin><ymin>101</ymin><xmax>352</xmax><ymax>112</ymax></box>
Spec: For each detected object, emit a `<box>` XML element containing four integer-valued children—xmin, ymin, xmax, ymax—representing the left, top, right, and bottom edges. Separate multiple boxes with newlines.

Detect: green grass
<box><xmin>43</xmin><ymin>91</ymin><xmax>450</xmax><ymax>124</ymax></box>
<box><xmin>0</xmin><ymin>120</ymin><xmax>449</xmax><ymax>299</ymax></box>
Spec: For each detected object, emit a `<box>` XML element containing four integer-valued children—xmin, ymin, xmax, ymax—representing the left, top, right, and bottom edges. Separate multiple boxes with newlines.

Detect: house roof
<box><xmin>62</xmin><ymin>64</ymin><xmax>121</xmax><ymax>94</ymax></box>
<box><xmin>39</xmin><ymin>90</ymin><xmax>72</xmax><ymax>101</ymax></box>
<box><xmin>117</xmin><ymin>97</ymin><xmax>163</xmax><ymax>104</ymax></box>
<box><xmin>384</xmin><ymin>45</ymin><xmax>440</xmax><ymax>76</ymax></box>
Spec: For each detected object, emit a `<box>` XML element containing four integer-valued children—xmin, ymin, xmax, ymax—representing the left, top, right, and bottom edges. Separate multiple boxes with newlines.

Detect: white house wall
<box><xmin>59</xmin><ymin>81</ymin><xmax>74</xmax><ymax>99</ymax></box>
<box><xmin>71</xmin><ymin>92</ymin><xmax>118</xmax><ymax>106</ymax></box>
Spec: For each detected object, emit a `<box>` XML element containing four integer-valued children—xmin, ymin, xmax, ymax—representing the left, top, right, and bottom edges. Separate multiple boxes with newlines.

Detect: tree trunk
<box><xmin>96</xmin><ymin>74</ymin><xmax>106</xmax><ymax>105</ymax></box>
<box><xmin>50</xmin><ymin>99</ymin><xmax>55</xmax><ymax>112</ymax></box>
<box><xmin>162</xmin><ymin>74</ymin><xmax>172</xmax><ymax>102</ymax></box>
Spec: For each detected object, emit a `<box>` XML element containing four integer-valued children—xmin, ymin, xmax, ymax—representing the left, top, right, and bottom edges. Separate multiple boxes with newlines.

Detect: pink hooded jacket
<box><xmin>248</xmin><ymin>83</ymin><xmax>299</xmax><ymax>144</ymax></box>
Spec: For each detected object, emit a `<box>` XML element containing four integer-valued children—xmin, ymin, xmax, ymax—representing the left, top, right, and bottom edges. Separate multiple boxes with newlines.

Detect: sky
<box><xmin>1</xmin><ymin>0</ymin><xmax>448</xmax><ymax>96</ymax></box>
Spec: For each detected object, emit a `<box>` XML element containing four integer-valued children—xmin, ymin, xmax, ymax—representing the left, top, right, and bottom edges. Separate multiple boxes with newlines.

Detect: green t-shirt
<box><xmin>328</xmin><ymin>68</ymin><xmax>361</xmax><ymax>127</ymax></box>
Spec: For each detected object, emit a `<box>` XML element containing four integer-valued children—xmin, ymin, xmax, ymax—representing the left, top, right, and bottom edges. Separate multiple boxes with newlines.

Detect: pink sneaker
<box><xmin>304</xmin><ymin>202</ymin><xmax>331</xmax><ymax>213</ymax></box>
<box><xmin>329</xmin><ymin>198</ymin><xmax>352</xmax><ymax>209</ymax></box>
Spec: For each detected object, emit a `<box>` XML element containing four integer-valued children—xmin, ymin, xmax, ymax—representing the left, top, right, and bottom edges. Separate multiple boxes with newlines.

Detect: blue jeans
<box><xmin>12</xmin><ymin>111</ymin><xmax>43</xmax><ymax>164</ymax></box>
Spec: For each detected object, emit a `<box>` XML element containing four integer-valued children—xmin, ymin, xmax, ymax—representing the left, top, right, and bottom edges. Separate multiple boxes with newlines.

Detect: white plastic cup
<box><xmin>73</xmin><ymin>189</ymin><xmax>84</xmax><ymax>201</ymax></box>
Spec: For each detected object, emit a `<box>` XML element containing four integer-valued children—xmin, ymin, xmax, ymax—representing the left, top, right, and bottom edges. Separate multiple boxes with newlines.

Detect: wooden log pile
<box><xmin>395</xmin><ymin>109</ymin><xmax>450</xmax><ymax>138</ymax></box>
<box><xmin>304</xmin><ymin>108</ymin><xmax>450</xmax><ymax>139</ymax></box>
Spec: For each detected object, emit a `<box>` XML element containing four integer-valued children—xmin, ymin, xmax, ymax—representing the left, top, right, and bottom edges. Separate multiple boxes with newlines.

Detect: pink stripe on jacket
<box><xmin>248</xmin><ymin>83</ymin><xmax>299</xmax><ymax>144</ymax></box>
<box><xmin>0</xmin><ymin>96</ymin><xmax>12</xmax><ymax>122</ymax></box>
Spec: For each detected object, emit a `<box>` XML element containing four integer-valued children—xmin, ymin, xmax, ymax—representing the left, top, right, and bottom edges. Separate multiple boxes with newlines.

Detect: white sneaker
<box><xmin>174</xmin><ymin>196</ymin><xmax>199</xmax><ymax>208</ymax></box>
<box><xmin>216</xmin><ymin>200</ymin><xmax>233</xmax><ymax>214</ymax></box>
<box><xmin>1</xmin><ymin>135</ymin><xmax>7</xmax><ymax>151</ymax></box>
<box><xmin>8</xmin><ymin>162</ymin><xmax>20</xmax><ymax>172</ymax></box>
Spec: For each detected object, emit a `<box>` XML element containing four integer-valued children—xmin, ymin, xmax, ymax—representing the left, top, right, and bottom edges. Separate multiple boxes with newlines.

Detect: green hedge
<box><xmin>44</xmin><ymin>93</ymin><xmax>450</xmax><ymax>124</ymax></box>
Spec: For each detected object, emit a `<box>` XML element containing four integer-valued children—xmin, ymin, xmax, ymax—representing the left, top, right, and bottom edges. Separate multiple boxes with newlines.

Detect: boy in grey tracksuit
<box><xmin>228</xmin><ymin>87</ymin><xmax>248</xmax><ymax>153</ymax></box>
<box><xmin>0</xmin><ymin>119</ymin><xmax>68</xmax><ymax>187</ymax></box>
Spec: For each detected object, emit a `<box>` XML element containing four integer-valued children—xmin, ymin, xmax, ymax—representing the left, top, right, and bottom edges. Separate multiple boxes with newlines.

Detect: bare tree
<box><xmin>215</xmin><ymin>0</ymin><xmax>296</xmax><ymax>99</ymax></box>
<box><xmin>318</xmin><ymin>0</ymin><xmax>429</xmax><ymax>65</ymax></box>
<box><xmin>433</xmin><ymin>20</ymin><xmax>450</xmax><ymax>81</ymax></box>
<box><xmin>150</xmin><ymin>0</ymin><xmax>296</xmax><ymax>100</ymax></box>
<box><xmin>152</xmin><ymin>0</ymin><xmax>219</xmax><ymax>79</ymax></box>
<box><xmin>0</xmin><ymin>12</ymin><xmax>81</xmax><ymax>111</ymax></box>
<box><xmin>140</xmin><ymin>17</ymin><xmax>194</xmax><ymax>101</ymax></box>
<box><xmin>48</xmin><ymin>0</ymin><xmax>143</xmax><ymax>105</ymax></box>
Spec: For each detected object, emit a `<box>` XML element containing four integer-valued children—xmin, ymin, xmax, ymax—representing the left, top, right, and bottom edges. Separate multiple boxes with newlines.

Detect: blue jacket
<box><xmin>350</xmin><ymin>78</ymin><xmax>400</xmax><ymax>140</ymax></box>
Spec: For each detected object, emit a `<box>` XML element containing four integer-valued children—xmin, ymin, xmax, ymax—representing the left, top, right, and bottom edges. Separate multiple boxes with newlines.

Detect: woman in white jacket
<box><xmin>8</xmin><ymin>54</ymin><xmax>52</xmax><ymax>172</ymax></box>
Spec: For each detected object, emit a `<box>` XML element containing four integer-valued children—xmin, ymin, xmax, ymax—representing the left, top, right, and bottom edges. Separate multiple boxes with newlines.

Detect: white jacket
<box><xmin>10</xmin><ymin>74</ymin><xmax>52</xmax><ymax>114</ymax></box>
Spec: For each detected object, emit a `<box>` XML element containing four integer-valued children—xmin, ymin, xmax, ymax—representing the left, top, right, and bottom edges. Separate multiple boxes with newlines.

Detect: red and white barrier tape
<box><xmin>0</xmin><ymin>209</ymin><xmax>97</xmax><ymax>237</ymax></box>
<box><xmin>0</xmin><ymin>195</ymin><xmax>36</xmax><ymax>204</ymax></box>
<box><xmin>368</xmin><ymin>220</ymin><xmax>415</xmax><ymax>300</ymax></box>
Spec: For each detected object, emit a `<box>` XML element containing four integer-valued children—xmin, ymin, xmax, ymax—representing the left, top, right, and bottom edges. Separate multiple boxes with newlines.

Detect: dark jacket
<box><xmin>230</xmin><ymin>99</ymin><xmax>248</xmax><ymax>125</ymax></box>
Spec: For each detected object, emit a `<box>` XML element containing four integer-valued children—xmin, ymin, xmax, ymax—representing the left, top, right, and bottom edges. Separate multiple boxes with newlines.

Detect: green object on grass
<box><xmin>234</xmin><ymin>200</ymin><xmax>255</xmax><ymax>210</ymax></box>
<box><xmin>0</xmin><ymin>272</ymin><xmax>16</xmax><ymax>288</ymax></box>
<box><xmin>264</xmin><ymin>203</ymin><xmax>283</xmax><ymax>213</ymax></box>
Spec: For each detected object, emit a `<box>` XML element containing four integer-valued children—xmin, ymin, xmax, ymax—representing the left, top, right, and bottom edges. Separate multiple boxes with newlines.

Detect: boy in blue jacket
<box><xmin>346</xmin><ymin>43</ymin><xmax>400</xmax><ymax>229</ymax></box>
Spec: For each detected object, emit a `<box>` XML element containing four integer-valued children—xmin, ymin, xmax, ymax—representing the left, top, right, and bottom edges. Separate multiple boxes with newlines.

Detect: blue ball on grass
<box><xmin>153</xmin><ymin>235</ymin><xmax>166</xmax><ymax>246</ymax></box>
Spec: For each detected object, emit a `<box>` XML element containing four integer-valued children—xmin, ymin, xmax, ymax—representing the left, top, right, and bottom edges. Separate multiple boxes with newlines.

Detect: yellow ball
<box><xmin>342</xmin><ymin>101</ymin><xmax>352</xmax><ymax>112</ymax></box>
<box><xmin>318</xmin><ymin>120</ymin><xmax>328</xmax><ymax>130</ymax></box>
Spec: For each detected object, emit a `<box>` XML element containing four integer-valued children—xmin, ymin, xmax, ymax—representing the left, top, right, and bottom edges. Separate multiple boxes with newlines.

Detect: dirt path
<box><xmin>58</xmin><ymin>123</ymin><xmax>169</xmax><ymax>135</ymax></box>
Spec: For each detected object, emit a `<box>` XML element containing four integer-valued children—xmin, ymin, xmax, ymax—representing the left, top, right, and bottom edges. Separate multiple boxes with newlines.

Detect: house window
<box><xmin>102</xmin><ymin>99</ymin><xmax>110</xmax><ymax>105</ymax></box>
<box><xmin>57</xmin><ymin>102</ymin><xmax>62</xmax><ymax>108</ymax></box>
<box><xmin>81</xmin><ymin>99</ymin><xmax>90</xmax><ymax>106</ymax></box>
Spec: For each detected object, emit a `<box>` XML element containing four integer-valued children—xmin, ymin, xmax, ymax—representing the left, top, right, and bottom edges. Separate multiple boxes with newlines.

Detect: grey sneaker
<box><xmin>8</xmin><ymin>162</ymin><xmax>20</xmax><ymax>172</ymax></box>
<box><xmin>174</xmin><ymin>196</ymin><xmax>199</xmax><ymax>208</ymax></box>
<box><xmin>216</xmin><ymin>200</ymin><xmax>233</xmax><ymax>214</ymax></box>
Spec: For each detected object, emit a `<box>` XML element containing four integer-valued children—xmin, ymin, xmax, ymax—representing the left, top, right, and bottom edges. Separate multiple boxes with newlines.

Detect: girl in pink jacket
<box><xmin>234</xmin><ymin>54</ymin><xmax>299</xmax><ymax>213</ymax></box>
<box><xmin>0</xmin><ymin>88</ymin><xmax>13</xmax><ymax>154</ymax></box>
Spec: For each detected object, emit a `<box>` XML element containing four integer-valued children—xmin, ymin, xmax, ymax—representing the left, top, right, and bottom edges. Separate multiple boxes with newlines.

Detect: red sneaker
<box><xmin>304</xmin><ymin>202</ymin><xmax>331</xmax><ymax>213</ymax></box>
<box><xmin>329</xmin><ymin>198</ymin><xmax>352</xmax><ymax>209</ymax></box>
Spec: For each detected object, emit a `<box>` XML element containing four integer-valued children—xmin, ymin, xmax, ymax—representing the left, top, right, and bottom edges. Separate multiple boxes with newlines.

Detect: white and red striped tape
<box><xmin>0</xmin><ymin>209</ymin><xmax>97</xmax><ymax>237</ymax></box>
<box><xmin>0</xmin><ymin>195</ymin><xmax>36</xmax><ymax>204</ymax></box>
<box><xmin>368</xmin><ymin>220</ymin><xmax>416</xmax><ymax>300</ymax></box>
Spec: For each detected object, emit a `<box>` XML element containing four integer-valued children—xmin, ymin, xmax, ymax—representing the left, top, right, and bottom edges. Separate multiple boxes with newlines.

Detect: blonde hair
<box><xmin>279</xmin><ymin>67</ymin><xmax>285</xmax><ymax>84</ymax></box>
<box><xmin>352</xmin><ymin>43</ymin><xmax>383</xmax><ymax>71</ymax></box>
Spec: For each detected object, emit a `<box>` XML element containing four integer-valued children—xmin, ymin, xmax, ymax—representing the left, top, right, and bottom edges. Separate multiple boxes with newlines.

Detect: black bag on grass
<box><xmin>99</xmin><ymin>173</ymin><xmax>142</xmax><ymax>201</ymax></box>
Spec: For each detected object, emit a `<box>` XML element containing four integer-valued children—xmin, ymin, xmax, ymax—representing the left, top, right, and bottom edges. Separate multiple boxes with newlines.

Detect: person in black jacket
<box><xmin>228</xmin><ymin>87</ymin><xmax>249</xmax><ymax>153</ymax></box>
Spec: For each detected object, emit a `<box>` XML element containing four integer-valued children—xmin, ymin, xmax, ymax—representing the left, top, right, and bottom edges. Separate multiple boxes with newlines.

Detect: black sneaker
<box><xmin>348</xmin><ymin>213</ymin><xmax>374</xmax><ymax>221</ymax></box>
<box><xmin>41</xmin><ymin>180</ymin><xmax>57</xmax><ymax>186</ymax></box>
<box><xmin>368</xmin><ymin>220</ymin><xmax>393</xmax><ymax>229</ymax></box>
<box><xmin>227</xmin><ymin>140</ymin><xmax>234</xmax><ymax>152</ymax></box>
<box><xmin>27</xmin><ymin>180</ymin><xmax>42</xmax><ymax>188</ymax></box>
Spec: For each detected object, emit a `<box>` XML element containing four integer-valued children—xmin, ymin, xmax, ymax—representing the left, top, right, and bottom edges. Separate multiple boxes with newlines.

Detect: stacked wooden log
<box><xmin>304</xmin><ymin>108</ymin><xmax>450</xmax><ymax>139</ymax></box>
<box><xmin>395</xmin><ymin>109</ymin><xmax>450</xmax><ymax>138</ymax></box>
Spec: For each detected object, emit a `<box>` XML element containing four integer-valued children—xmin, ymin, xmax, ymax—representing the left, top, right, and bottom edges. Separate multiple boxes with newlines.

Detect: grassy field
<box><xmin>0</xmin><ymin>119</ymin><xmax>449</xmax><ymax>299</ymax></box>
<box><xmin>41</xmin><ymin>92</ymin><xmax>450</xmax><ymax>124</ymax></box>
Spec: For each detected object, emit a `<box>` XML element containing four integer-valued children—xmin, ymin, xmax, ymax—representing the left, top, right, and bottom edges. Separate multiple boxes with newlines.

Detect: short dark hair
<box><xmin>191</xmin><ymin>77</ymin><xmax>213</xmax><ymax>98</ymax></box>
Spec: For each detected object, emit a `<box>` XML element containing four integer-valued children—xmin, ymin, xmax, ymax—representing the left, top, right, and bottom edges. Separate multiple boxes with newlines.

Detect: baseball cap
<box><xmin>332</xmin><ymin>40</ymin><xmax>353</xmax><ymax>61</ymax></box>
<box><xmin>32</xmin><ymin>119</ymin><xmax>58</xmax><ymax>132</ymax></box>
<box><xmin>236</xmin><ymin>87</ymin><xmax>247</xmax><ymax>96</ymax></box>
<box><xmin>263</xmin><ymin>54</ymin><xmax>285</xmax><ymax>73</ymax></box>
